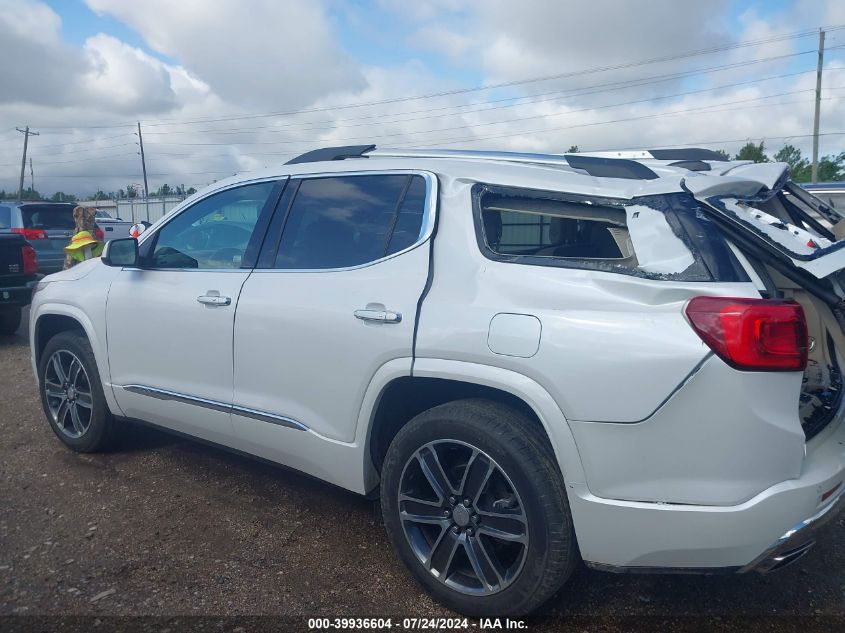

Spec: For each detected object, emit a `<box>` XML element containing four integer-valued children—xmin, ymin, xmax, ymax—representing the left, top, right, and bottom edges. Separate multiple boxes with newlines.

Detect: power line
<box><xmin>29</xmin><ymin>25</ymin><xmax>845</xmax><ymax>132</ymax></box>
<box><xmin>140</xmin><ymin>68</ymin><xmax>819</xmax><ymax>142</ymax></box>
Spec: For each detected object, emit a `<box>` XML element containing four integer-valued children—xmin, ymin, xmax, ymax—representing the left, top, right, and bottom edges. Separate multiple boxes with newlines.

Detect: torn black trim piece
<box><xmin>649</xmin><ymin>148</ymin><xmax>729</xmax><ymax>162</ymax></box>
<box><xmin>284</xmin><ymin>145</ymin><xmax>375</xmax><ymax>165</ymax></box>
<box><xmin>565</xmin><ymin>155</ymin><xmax>659</xmax><ymax>180</ymax></box>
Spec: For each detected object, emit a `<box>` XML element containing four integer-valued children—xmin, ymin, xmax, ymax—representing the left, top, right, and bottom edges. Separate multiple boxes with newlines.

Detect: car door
<box><xmin>106</xmin><ymin>179</ymin><xmax>282</xmax><ymax>444</ymax></box>
<box><xmin>230</xmin><ymin>171</ymin><xmax>436</xmax><ymax>466</ymax></box>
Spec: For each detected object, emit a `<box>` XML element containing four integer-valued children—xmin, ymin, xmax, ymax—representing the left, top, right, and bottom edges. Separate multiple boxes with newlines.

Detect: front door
<box><xmin>106</xmin><ymin>180</ymin><xmax>279</xmax><ymax>443</ymax></box>
<box><xmin>231</xmin><ymin>172</ymin><xmax>436</xmax><ymax>465</ymax></box>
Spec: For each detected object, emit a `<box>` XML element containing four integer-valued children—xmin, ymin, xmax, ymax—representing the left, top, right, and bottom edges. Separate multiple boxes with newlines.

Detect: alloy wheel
<box><xmin>397</xmin><ymin>440</ymin><xmax>529</xmax><ymax>596</ymax></box>
<box><xmin>43</xmin><ymin>350</ymin><xmax>93</xmax><ymax>439</ymax></box>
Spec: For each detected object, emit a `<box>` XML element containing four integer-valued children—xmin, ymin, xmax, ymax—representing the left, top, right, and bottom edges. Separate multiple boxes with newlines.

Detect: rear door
<box><xmin>230</xmin><ymin>171</ymin><xmax>435</xmax><ymax>465</ymax></box>
<box><xmin>19</xmin><ymin>203</ymin><xmax>76</xmax><ymax>273</ymax></box>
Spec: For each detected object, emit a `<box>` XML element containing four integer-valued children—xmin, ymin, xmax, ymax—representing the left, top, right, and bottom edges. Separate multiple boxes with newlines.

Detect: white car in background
<box><xmin>29</xmin><ymin>145</ymin><xmax>845</xmax><ymax>616</ymax></box>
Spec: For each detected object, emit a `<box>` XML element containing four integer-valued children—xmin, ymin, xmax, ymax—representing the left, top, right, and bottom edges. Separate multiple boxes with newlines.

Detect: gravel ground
<box><xmin>0</xmin><ymin>313</ymin><xmax>843</xmax><ymax>632</ymax></box>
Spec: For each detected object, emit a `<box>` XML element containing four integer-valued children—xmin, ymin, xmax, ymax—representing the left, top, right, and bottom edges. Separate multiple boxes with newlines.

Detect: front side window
<box><xmin>150</xmin><ymin>181</ymin><xmax>274</xmax><ymax>269</ymax></box>
<box><xmin>274</xmin><ymin>174</ymin><xmax>427</xmax><ymax>270</ymax></box>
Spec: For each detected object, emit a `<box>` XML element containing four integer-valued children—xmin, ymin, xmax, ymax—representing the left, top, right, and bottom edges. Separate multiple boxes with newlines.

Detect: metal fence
<box><xmin>115</xmin><ymin>196</ymin><xmax>186</xmax><ymax>223</ymax></box>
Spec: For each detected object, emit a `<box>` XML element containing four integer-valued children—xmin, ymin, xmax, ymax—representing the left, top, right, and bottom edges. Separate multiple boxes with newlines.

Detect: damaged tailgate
<box><xmin>685</xmin><ymin>162</ymin><xmax>845</xmax><ymax>279</ymax></box>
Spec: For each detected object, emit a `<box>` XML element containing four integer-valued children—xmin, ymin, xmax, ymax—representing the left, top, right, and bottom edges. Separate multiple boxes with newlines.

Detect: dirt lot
<box><xmin>1</xmin><ymin>314</ymin><xmax>844</xmax><ymax>632</ymax></box>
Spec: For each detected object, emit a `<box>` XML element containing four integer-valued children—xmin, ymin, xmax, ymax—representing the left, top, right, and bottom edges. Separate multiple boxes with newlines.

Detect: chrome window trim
<box><xmin>134</xmin><ymin>170</ymin><xmax>436</xmax><ymax>274</ymax></box>
<box><xmin>121</xmin><ymin>385</ymin><xmax>308</xmax><ymax>431</ymax></box>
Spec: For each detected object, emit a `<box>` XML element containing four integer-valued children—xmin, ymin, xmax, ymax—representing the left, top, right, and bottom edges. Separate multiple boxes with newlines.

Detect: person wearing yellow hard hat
<box><xmin>64</xmin><ymin>230</ymin><xmax>104</xmax><ymax>268</ymax></box>
<box><xmin>63</xmin><ymin>205</ymin><xmax>104</xmax><ymax>269</ymax></box>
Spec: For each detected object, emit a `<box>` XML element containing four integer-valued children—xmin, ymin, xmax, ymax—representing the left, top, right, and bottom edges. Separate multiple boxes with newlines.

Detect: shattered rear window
<box><xmin>473</xmin><ymin>183</ymin><xmax>748</xmax><ymax>282</ymax></box>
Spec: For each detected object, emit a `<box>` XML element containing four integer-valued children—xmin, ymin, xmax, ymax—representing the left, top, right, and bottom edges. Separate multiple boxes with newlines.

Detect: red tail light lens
<box><xmin>11</xmin><ymin>227</ymin><xmax>47</xmax><ymax>240</ymax></box>
<box><xmin>94</xmin><ymin>227</ymin><xmax>104</xmax><ymax>240</ymax></box>
<box><xmin>21</xmin><ymin>244</ymin><xmax>38</xmax><ymax>275</ymax></box>
<box><xmin>685</xmin><ymin>296</ymin><xmax>808</xmax><ymax>371</ymax></box>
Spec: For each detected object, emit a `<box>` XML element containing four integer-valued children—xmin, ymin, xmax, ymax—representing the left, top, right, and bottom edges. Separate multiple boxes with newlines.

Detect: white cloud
<box><xmin>1</xmin><ymin>0</ymin><xmax>844</xmax><ymax>198</ymax></box>
<box><xmin>84</xmin><ymin>0</ymin><xmax>366</xmax><ymax>109</ymax></box>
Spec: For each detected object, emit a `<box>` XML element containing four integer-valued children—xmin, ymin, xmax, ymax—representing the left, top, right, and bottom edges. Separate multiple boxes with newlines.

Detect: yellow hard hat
<box><xmin>64</xmin><ymin>231</ymin><xmax>99</xmax><ymax>252</ymax></box>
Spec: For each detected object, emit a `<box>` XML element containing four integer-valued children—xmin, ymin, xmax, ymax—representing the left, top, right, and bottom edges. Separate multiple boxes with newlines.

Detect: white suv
<box><xmin>29</xmin><ymin>145</ymin><xmax>845</xmax><ymax>616</ymax></box>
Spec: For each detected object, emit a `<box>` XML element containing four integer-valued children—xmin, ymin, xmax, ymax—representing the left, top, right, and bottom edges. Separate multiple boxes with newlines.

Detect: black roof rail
<box><xmin>565</xmin><ymin>155</ymin><xmax>659</xmax><ymax>180</ymax></box>
<box><xmin>648</xmin><ymin>148</ymin><xmax>728</xmax><ymax>162</ymax></box>
<box><xmin>285</xmin><ymin>144</ymin><xmax>375</xmax><ymax>165</ymax></box>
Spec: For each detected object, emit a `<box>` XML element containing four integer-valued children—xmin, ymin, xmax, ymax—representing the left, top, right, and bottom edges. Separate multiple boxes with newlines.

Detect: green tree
<box><xmin>19</xmin><ymin>187</ymin><xmax>42</xmax><ymax>200</ymax></box>
<box><xmin>126</xmin><ymin>185</ymin><xmax>137</xmax><ymax>199</ymax></box>
<box><xmin>91</xmin><ymin>190</ymin><xmax>109</xmax><ymax>201</ymax></box>
<box><xmin>817</xmin><ymin>152</ymin><xmax>845</xmax><ymax>182</ymax></box>
<box><xmin>714</xmin><ymin>149</ymin><xmax>730</xmax><ymax>160</ymax></box>
<box><xmin>50</xmin><ymin>191</ymin><xmax>77</xmax><ymax>203</ymax></box>
<box><xmin>566</xmin><ymin>145</ymin><xmax>579</xmax><ymax>153</ymax></box>
<box><xmin>155</xmin><ymin>183</ymin><xmax>173</xmax><ymax>197</ymax></box>
<box><xmin>773</xmin><ymin>144</ymin><xmax>811</xmax><ymax>182</ymax></box>
<box><xmin>734</xmin><ymin>141</ymin><xmax>770</xmax><ymax>163</ymax></box>
<box><xmin>186</xmin><ymin>187</ymin><xmax>197</xmax><ymax>195</ymax></box>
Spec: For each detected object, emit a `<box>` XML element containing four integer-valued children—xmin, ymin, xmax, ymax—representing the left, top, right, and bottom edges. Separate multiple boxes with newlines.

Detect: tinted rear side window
<box><xmin>274</xmin><ymin>174</ymin><xmax>426</xmax><ymax>269</ymax></box>
<box><xmin>0</xmin><ymin>206</ymin><xmax>10</xmax><ymax>229</ymax></box>
<box><xmin>21</xmin><ymin>204</ymin><xmax>76</xmax><ymax>230</ymax></box>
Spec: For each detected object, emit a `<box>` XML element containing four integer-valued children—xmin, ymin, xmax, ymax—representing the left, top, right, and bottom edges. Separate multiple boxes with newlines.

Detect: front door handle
<box><xmin>197</xmin><ymin>294</ymin><xmax>231</xmax><ymax>307</ymax></box>
<box><xmin>354</xmin><ymin>309</ymin><xmax>402</xmax><ymax>323</ymax></box>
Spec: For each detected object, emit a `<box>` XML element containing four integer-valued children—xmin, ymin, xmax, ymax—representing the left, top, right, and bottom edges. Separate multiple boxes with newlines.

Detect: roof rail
<box><xmin>285</xmin><ymin>145</ymin><xmax>660</xmax><ymax>179</ymax></box>
<box><xmin>369</xmin><ymin>147</ymin><xmax>573</xmax><ymax>166</ymax></box>
<box><xmin>285</xmin><ymin>144</ymin><xmax>375</xmax><ymax>165</ymax></box>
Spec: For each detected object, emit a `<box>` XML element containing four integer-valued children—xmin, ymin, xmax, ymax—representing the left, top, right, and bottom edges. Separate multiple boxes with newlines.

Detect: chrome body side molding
<box><xmin>121</xmin><ymin>385</ymin><xmax>309</xmax><ymax>432</ymax></box>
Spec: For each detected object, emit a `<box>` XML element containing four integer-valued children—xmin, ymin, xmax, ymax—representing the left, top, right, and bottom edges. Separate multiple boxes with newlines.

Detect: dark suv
<box><xmin>0</xmin><ymin>202</ymin><xmax>88</xmax><ymax>274</ymax></box>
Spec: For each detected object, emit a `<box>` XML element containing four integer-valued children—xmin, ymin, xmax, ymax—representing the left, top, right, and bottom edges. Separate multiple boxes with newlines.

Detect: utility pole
<box><xmin>16</xmin><ymin>126</ymin><xmax>39</xmax><ymax>201</ymax></box>
<box><xmin>136</xmin><ymin>121</ymin><xmax>150</xmax><ymax>221</ymax></box>
<box><xmin>812</xmin><ymin>28</ymin><xmax>826</xmax><ymax>183</ymax></box>
<box><xmin>136</xmin><ymin>121</ymin><xmax>149</xmax><ymax>197</ymax></box>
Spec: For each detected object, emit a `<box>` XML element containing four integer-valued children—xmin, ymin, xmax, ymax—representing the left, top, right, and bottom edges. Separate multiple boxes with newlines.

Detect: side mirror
<box><xmin>102</xmin><ymin>238</ymin><xmax>139</xmax><ymax>267</ymax></box>
<box><xmin>129</xmin><ymin>222</ymin><xmax>151</xmax><ymax>238</ymax></box>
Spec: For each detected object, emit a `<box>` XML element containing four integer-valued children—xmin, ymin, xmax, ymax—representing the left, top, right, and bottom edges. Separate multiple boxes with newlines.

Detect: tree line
<box><xmin>0</xmin><ymin>183</ymin><xmax>197</xmax><ymax>203</ymax></box>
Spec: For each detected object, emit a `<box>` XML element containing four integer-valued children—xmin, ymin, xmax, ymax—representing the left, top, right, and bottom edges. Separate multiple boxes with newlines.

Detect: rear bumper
<box><xmin>570</xmin><ymin>416</ymin><xmax>845</xmax><ymax>571</ymax></box>
<box><xmin>0</xmin><ymin>280</ymin><xmax>36</xmax><ymax>308</ymax></box>
<box><xmin>743</xmin><ymin>484</ymin><xmax>844</xmax><ymax>573</ymax></box>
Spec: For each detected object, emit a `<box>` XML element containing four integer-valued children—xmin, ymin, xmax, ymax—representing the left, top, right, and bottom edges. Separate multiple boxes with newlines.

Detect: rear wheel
<box><xmin>0</xmin><ymin>308</ymin><xmax>21</xmax><ymax>336</ymax></box>
<box><xmin>38</xmin><ymin>331</ymin><xmax>117</xmax><ymax>452</ymax></box>
<box><xmin>380</xmin><ymin>399</ymin><xmax>578</xmax><ymax>616</ymax></box>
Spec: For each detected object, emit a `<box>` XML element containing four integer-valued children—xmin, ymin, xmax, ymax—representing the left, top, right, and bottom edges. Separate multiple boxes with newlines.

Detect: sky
<box><xmin>1</xmin><ymin>0</ymin><xmax>845</xmax><ymax>197</ymax></box>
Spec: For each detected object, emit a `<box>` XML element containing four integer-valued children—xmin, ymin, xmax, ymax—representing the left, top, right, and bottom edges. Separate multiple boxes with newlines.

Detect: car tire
<box><xmin>0</xmin><ymin>308</ymin><xmax>21</xmax><ymax>336</ymax></box>
<box><xmin>38</xmin><ymin>331</ymin><xmax>118</xmax><ymax>452</ymax></box>
<box><xmin>381</xmin><ymin>398</ymin><xmax>578</xmax><ymax>617</ymax></box>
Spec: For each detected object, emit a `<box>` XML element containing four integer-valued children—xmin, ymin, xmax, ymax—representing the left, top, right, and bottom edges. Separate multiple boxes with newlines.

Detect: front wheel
<box><xmin>380</xmin><ymin>399</ymin><xmax>578</xmax><ymax>617</ymax></box>
<box><xmin>38</xmin><ymin>331</ymin><xmax>118</xmax><ymax>452</ymax></box>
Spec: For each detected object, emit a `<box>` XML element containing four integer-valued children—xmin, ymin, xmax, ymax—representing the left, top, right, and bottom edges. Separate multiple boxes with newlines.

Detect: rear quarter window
<box><xmin>474</xmin><ymin>184</ymin><xmax>748</xmax><ymax>282</ymax></box>
<box><xmin>0</xmin><ymin>206</ymin><xmax>10</xmax><ymax>229</ymax></box>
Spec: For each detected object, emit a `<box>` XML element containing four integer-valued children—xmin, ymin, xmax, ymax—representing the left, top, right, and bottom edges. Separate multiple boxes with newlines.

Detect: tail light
<box><xmin>685</xmin><ymin>296</ymin><xmax>808</xmax><ymax>371</ymax></box>
<box><xmin>21</xmin><ymin>244</ymin><xmax>38</xmax><ymax>275</ymax></box>
<box><xmin>11</xmin><ymin>227</ymin><xmax>47</xmax><ymax>240</ymax></box>
<box><xmin>94</xmin><ymin>227</ymin><xmax>104</xmax><ymax>240</ymax></box>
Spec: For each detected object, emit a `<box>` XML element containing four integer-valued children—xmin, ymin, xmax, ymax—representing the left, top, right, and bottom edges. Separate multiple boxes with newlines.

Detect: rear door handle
<box><xmin>197</xmin><ymin>294</ymin><xmax>231</xmax><ymax>306</ymax></box>
<box><xmin>354</xmin><ymin>309</ymin><xmax>402</xmax><ymax>323</ymax></box>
